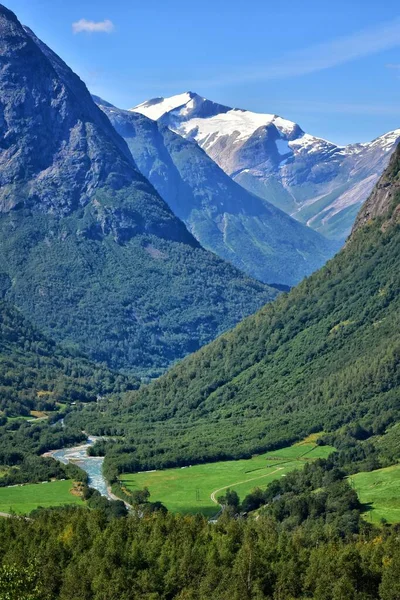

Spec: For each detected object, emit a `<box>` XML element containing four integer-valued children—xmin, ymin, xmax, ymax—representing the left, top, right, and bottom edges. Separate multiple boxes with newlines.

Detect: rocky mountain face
<box><xmin>0</xmin><ymin>6</ymin><xmax>194</xmax><ymax>245</ymax></box>
<box><xmin>352</xmin><ymin>142</ymin><xmax>400</xmax><ymax>234</ymax></box>
<box><xmin>132</xmin><ymin>92</ymin><xmax>400</xmax><ymax>241</ymax></box>
<box><xmin>96</xmin><ymin>97</ymin><xmax>338</xmax><ymax>286</ymax></box>
<box><xmin>0</xmin><ymin>5</ymin><xmax>276</xmax><ymax>375</ymax></box>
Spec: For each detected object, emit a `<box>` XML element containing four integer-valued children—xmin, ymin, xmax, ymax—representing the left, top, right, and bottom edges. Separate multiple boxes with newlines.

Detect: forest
<box><xmin>0</xmin><ymin>489</ymin><xmax>399</xmax><ymax>600</ymax></box>
<box><xmin>0</xmin><ymin>301</ymin><xmax>136</xmax><ymax>417</ymax></box>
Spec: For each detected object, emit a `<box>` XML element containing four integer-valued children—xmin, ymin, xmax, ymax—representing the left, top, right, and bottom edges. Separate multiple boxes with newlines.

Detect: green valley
<box><xmin>0</xmin><ymin>3</ymin><xmax>400</xmax><ymax>600</ymax></box>
<box><xmin>70</xmin><ymin>143</ymin><xmax>400</xmax><ymax>477</ymax></box>
<box><xmin>120</xmin><ymin>438</ymin><xmax>335</xmax><ymax>516</ymax></box>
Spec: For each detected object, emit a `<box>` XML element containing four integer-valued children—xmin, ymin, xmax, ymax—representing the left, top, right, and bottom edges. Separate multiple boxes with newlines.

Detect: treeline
<box><xmin>239</xmin><ymin>461</ymin><xmax>360</xmax><ymax>532</ymax></box>
<box><xmin>1</xmin><ymin>505</ymin><xmax>400</xmax><ymax>599</ymax></box>
<box><xmin>0</xmin><ymin>455</ymin><xmax>87</xmax><ymax>487</ymax></box>
<box><xmin>0</xmin><ymin>301</ymin><xmax>137</xmax><ymax>417</ymax></box>
<box><xmin>0</xmin><ymin>418</ymin><xmax>87</xmax><ymax>485</ymax></box>
<box><xmin>0</xmin><ymin>420</ymin><xmax>85</xmax><ymax>461</ymax></box>
<box><xmin>221</xmin><ymin>431</ymin><xmax>394</xmax><ymax>534</ymax></box>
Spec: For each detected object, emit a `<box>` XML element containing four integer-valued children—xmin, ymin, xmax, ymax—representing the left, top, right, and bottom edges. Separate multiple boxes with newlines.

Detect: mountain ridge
<box><xmin>132</xmin><ymin>91</ymin><xmax>400</xmax><ymax>240</ymax></box>
<box><xmin>97</xmin><ymin>96</ymin><xmax>338</xmax><ymax>286</ymax></box>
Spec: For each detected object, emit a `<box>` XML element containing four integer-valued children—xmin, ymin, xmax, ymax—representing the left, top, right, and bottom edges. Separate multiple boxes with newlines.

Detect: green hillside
<box><xmin>0</xmin><ymin>301</ymin><xmax>132</xmax><ymax>417</ymax></box>
<box><xmin>349</xmin><ymin>464</ymin><xmax>400</xmax><ymax>524</ymax></box>
<box><xmin>0</xmin><ymin>6</ymin><xmax>275</xmax><ymax>377</ymax></box>
<box><xmin>0</xmin><ymin>210</ymin><xmax>274</xmax><ymax>377</ymax></box>
<box><xmin>70</xmin><ymin>145</ymin><xmax>400</xmax><ymax>473</ymax></box>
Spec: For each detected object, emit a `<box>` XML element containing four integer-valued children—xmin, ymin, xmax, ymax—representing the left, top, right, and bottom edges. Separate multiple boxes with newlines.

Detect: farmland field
<box><xmin>0</xmin><ymin>480</ymin><xmax>84</xmax><ymax>515</ymax></box>
<box><xmin>120</xmin><ymin>438</ymin><xmax>334</xmax><ymax>516</ymax></box>
<box><xmin>349</xmin><ymin>464</ymin><xmax>400</xmax><ymax>524</ymax></box>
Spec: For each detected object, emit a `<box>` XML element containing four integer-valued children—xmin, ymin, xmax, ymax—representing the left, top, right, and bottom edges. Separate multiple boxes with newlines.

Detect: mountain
<box><xmin>132</xmin><ymin>92</ymin><xmax>400</xmax><ymax>241</ymax></box>
<box><xmin>95</xmin><ymin>96</ymin><xmax>338</xmax><ymax>286</ymax></box>
<box><xmin>0</xmin><ymin>301</ymin><xmax>132</xmax><ymax>417</ymax></box>
<box><xmin>0</xmin><ymin>5</ymin><xmax>275</xmax><ymax>376</ymax></box>
<box><xmin>77</xmin><ymin>143</ymin><xmax>400</xmax><ymax>471</ymax></box>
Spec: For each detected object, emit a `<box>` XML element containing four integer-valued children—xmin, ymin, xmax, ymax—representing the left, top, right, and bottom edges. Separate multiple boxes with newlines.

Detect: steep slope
<box><xmin>75</xmin><ymin>144</ymin><xmax>400</xmax><ymax>470</ymax></box>
<box><xmin>96</xmin><ymin>97</ymin><xmax>338</xmax><ymax>286</ymax></box>
<box><xmin>132</xmin><ymin>92</ymin><xmax>400</xmax><ymax>241</ymax></box>
<box><xmin>0</xmin><ymin>5</ymin><xmax>275</xmax><ymax>376</ymax></box>
<box><xmin>0</xmin><ymin>301</ymin><xmax>133</xmax><ymax>417</ymax></box>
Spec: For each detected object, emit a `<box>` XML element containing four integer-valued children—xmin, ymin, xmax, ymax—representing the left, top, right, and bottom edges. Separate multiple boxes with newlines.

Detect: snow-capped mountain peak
<box><xmin>131</xmin><ymin>92</ymin><xmax>302</xmax><ymax>144</ymax></box>
<box><xmin>131</xmin><ymin>91</ymin><xmax>200</xmax><ymax>121</ymax></box>
<box><xmin>131</xmin><ymin>92</ymin><xmax>400</xmax><ymax>241</ymax></box>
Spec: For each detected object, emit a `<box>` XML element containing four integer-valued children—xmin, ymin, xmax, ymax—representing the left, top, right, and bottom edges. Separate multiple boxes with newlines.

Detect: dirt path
<box><xmin>0</xmin><ymin>512</ymin><xmax>31</xmax><ymax>521</ymax></box>
<box><xmin>106</xmin><ymin>486</ymin><xmax>132</xmax><ymax>510</ymax></box>
<box><xmin>210</xmin><ymin>467</ymin><xmax>284</xmax><ymax>505</ymax></box>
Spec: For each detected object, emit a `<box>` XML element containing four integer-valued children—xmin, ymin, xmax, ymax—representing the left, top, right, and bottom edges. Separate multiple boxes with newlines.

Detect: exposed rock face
<box><xmin>0</xmin><ymin>7</ymin><xmax>130</xmax><ymax>211</ymax></box>
<box><xmin>352</xmin><ymin>143</ymin><xmax>400</xmax><ymax>234</ymax></box>
<box><xmin>132</xmin><ymin>92</ymin><xmax>400</xmax><ymax>241</ymax></box>
<box><xmin>0</xmin><ymin>5</ymin><xmax>194</xmax><ymax>245</ymax></box>
<box><xmin>97</xmin><ymin>97</ymin><xmax>339</xmax><ymax>286</ymax></box>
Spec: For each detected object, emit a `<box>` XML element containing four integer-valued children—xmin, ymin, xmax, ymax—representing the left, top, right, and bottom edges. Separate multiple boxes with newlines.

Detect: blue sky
<box><xmin>5</xmin><ymin>0</ymin><xmax>400</xmax><ymax>144</ymax></box>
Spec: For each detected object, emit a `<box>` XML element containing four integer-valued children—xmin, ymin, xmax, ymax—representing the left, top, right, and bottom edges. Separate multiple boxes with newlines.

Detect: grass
<box><xmin>120</xmin><ymin>440</ymin><xmax>334</xmax><ymax>517</ymax></box>
<box><xmin>0</xmin><ymin>480</ymin><xmax>84</xmax><ymax>515</ymax></box>
<box><xmin>349</xmin><ymin>464</ymin><xmax>400</xmax><ymax>524</ymax></box>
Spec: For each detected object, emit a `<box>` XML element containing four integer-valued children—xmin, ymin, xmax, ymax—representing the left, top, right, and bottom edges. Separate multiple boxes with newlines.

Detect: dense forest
<box><xmin>0</xmin><ymin>301</ymin><xmax>135</xmax><ymax>417</ymax></box>
<box><xmin>0</xmin><ymin>417</ymin><xmax>89</xmax><ymax>485</ymax></box>
<box><xmin>1</xmin><ymin>497</ymin><xmax>400</xmax><ymax>600</ymax></box>
<box><xmin>0</xmin><ymin>212</ymin><xmax>275</xmax><ymax>377</ymax></box>
<box><xmin>65</xmin><ymin>149</ymin><xmax>400</xmax><ymax>474</ymax></box>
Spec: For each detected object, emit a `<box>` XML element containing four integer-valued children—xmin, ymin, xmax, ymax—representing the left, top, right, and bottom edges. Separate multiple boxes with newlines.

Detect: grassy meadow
<box><xmin>120</xmin><ymin>437</ymin><xmax>334</xmax><ymax>516</ymax></box>
<box><xmin>0</xmin><ymin>480</ymin><xmax>84</xmax><ymax>515</ymax></box>
<box><xmin>349</xmin><ymin>464</ymin><xmax>400</xmax><ymax>524</ymax></box>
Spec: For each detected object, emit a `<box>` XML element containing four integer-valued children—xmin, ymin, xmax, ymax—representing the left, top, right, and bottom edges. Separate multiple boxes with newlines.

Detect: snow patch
<box><xmin>132</xmin><ymin>92</ymin><xmax>193</xmax><ymax>121</ymax></box>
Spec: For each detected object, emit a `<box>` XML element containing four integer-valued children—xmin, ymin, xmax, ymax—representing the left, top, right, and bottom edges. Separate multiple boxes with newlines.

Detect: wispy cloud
<box><xmin>174</xmin><ymin>17</ymin><xmax>400</xmax><ymax>87</ymax></box>
<box><xmin>386</xmin><ymin>63</ymin><xmax>400</xmax><ymax>69</ymax></box>
<box><xmin>72</xmin><ymin>19</ymin><xmax>115</xmax><ymax>34</ymax></box>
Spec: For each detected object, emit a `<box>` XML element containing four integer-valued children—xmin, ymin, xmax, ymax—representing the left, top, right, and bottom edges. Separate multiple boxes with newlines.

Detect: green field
<box><xmin>349</xmin><ymin>464</ymin><xmax>400</xmax><ymax>524</ymax></box>
<box><xmin>121</xmin><ymin>439</ymin><xmax>334</xmax><ymax>516</ymax></box>
<box><xmin>0</xmin><ymin>480</ymin><xmax>84</xmax><ymax>515</ymax></box>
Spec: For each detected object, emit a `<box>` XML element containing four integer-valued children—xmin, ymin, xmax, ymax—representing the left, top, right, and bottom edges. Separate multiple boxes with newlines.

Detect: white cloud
<box><xmin>72</xmin><ymin>19</ymin><xmax>114</xmax><ymax>34</ymax></box>
<box><xmin>173</xmin><ymin>17</ymin><xmax>400</xmax><ymax>87</ymax></box>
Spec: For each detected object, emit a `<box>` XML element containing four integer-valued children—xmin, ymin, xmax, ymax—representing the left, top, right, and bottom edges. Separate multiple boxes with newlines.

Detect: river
<box><xmin>47</xmin><ymin>436</ymin><xmax>113</xmax><ymax>500</ymax></box>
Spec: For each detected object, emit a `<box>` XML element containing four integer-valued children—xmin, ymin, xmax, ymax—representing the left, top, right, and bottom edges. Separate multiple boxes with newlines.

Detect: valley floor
<box><xmin>0</xmin><ymin>480</ymin><xmax>84</xmax><ymax>515</ymax></box>
<box><xmin>120</xmin><ymin>437</ymin><xmax>334</xmax><ymax>516</ymax></box>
